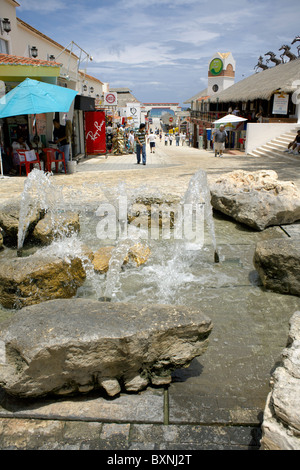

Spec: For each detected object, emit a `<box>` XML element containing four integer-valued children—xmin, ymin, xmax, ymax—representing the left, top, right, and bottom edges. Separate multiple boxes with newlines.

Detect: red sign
<box><xmin>169</xmin><ymin>117</ymin><xmax>173</xmax><ymax>122</ymax></box>
<box><xmin>85</xmin><ymin>111</ymin><xmax>106</xmax><ymax>155</ymax></box>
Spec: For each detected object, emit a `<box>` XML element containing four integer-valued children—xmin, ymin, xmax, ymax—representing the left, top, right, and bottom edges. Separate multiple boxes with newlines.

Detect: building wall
<box><xmin>0</xmin><ymin>1</ymin><xmax>16</xmax><ymax>54</ymax></box>
<box><xmin>245</xmin><ymin>123</ymin><xmax>298</xmax><ymax>154</ymax></box>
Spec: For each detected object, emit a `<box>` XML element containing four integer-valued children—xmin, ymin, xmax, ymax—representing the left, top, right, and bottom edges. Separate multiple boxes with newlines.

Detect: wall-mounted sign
<box><xmin>209</xmin><ymin>58</ymin><xmax>223</xmax><ymax>76</ymax></box>
<box><xmin>103</xmin><ymin>92</ymin><xmax>117</xmax><ymax>106</ymax></box>
<box><xmin>272</xmin><ymin>92</ymin><xmax>289</xmax><ymax>115</ymax></box>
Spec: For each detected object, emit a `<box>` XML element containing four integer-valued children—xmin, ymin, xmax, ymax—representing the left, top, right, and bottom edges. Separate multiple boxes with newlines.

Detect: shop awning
<box><xmin>0</xmin><ymin>54</ymin><xmax>61</xmax><ymax>82</ymax></box>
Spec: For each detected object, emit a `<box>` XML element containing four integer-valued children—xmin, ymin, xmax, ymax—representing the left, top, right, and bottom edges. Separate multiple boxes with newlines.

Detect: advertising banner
<box><xmin>85</xmin><ymin>111</ymin><xmax>106</xmax><ymax>155</ymax></box>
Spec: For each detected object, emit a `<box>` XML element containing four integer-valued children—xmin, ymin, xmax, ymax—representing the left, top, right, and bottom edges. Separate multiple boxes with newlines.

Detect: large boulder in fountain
<box><xmin>0</xmin><ymin>255</ymin><xmax>86</xmax><ymax>309</ymax></box>
<box><xmin>0</xmin><ymin>202</ymin><xmax>43</xmax><ymax>246</ymax></box>
<box><xmin>0</xmin><ymin>299</ymin><xmax>212</xmax><ymax>398</ymax></box>
<box><xmin>254</xmin><ymin>239</ymin><xmax>300</xmax><ymax>296</ymax></box>
<box><xmin>210</xmin><ymin>170</ymin><xmax>300</xmax><ymax>230</ymax></box>
<box><xmin>32</xmin><ymin>211</ymin><xmax>80</xmax><ymax>245</ymax></box>
<box><xmin>260</xmin><ymin>311</ymin><xmax>300</xmax><ymax>450</ymax></box>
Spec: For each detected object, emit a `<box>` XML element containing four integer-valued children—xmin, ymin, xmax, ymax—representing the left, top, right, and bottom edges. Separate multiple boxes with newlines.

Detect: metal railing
<box><xmin>190</xmin><ymin>110</ymin><xmax>227</xmax><ymax>122</ymax></box>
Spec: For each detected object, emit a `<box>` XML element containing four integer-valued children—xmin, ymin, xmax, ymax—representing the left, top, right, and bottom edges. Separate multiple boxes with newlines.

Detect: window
<box><xmin>0</xmin><ymin>38</ymin><xmax>9</xmax><ymax>53</ymax></box>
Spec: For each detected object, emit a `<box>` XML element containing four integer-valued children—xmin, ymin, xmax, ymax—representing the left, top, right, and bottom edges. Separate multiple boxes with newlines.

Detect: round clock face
<box><xmin>209</xmin><ymin>58</ymin><xmax>223</xmax><ymax>76</ymax></box>
<box><xmin>212</xmin><ymin>84</ymin><xmax>219</xmax><ymax>92</ymax></box>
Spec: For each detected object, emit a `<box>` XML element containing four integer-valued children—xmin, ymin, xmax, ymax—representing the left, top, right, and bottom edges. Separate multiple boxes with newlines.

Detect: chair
<box><xmin>43</xmin><ymin>148</ymin><xmax>66</xmax><ymax>174</ymax></box>
<box><xmin>16</xmin><ymin>149</ymin><xmax>41</xmax><ymax>176</ymax></box>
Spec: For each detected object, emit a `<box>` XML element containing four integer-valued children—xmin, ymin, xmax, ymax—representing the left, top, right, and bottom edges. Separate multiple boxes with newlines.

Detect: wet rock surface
<box><xmin>92</xmin><ymin>243</ymin><xmax>151</xmax><ymax>273</ymax></box>
<box><xmin>261</xmin><ymin>311</ymin><xmax>300</xmax><ymax>450</ymax></box>
<box><xmin>254</xmin><ymin>238</ymin><xmax>300</xmax><ymax>296</ymax></box>
<box><xmin>0</xmin><ymin>255</ymin><xmax>86</xmax><ymax>309</ymax></box>
<box><xmin>0</xmin><ymin>202</ymin><xmax>43</xmax><ymax>246</ymax></box>
<box><xmin>32</xmin><ymin>211</ymin><xmax>80</xmax><ymax>245</ymax></box>
<box><xmin>0</xmin><ymin>299</ymin><xmax>212</xmax><ymax>398</ymax></box>
<box><xmin>210</xmin><ymin>170</ymin><xmax>300</xmax><ymax>231</ymax></box>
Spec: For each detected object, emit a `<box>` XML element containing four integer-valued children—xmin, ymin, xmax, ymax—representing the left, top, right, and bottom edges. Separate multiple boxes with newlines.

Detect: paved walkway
<box><xmin>0</xmin><ymin>140</ymin><xmax>300</xmax><ymax>451</ymax></box>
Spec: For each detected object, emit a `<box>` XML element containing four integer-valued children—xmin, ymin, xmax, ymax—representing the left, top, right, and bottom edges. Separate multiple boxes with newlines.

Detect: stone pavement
<box><xmin>0</xmin><ymin>139</ymin><xmax>300</xmax><ymax>451</ymax></box>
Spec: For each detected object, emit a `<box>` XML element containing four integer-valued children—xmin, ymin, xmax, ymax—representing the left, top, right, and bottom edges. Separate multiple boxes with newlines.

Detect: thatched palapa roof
<box><xmin>209</xmin><ymin>59</ymin><xmax>300</xmax><ymax>103</ymax></box>
<box><xmin>184</xmin><ymin>88</ymin><xmax>208</xmax><ymax>104</ymax></box>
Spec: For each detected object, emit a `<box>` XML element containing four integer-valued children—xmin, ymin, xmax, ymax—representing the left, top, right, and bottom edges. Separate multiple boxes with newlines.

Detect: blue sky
<box><xmin>17</xmin><ymin>0</ymin><xmax>300</xmax><ymax>106</ymax></box>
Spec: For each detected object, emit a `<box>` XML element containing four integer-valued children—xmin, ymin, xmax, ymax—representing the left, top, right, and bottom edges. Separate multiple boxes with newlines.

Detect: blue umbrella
<box><xmin>0</xmin><ymin>78</ymin><xmax>77</xmax><ymax>176</ymax></box>
<box><xmin>0</xmin><ymin>78</ymin><xmax>77</xmax><ymax>118</ymax></box>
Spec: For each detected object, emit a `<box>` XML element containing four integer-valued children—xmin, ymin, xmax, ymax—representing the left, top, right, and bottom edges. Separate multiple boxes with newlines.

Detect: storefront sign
<box><xmin>103</xmin><ymin>92</ymin><xmax>117</xmax><ymax>106</ymax></box>
<box><xmin>209</xmin><ymin>58</ymin><xmax>223</xmax><ymax>76</ymax></box>
<box><xmin>85</xmin><ymin>111</ymin><xmax>106</xmax><ymax>155</ymax></box>
<box><xmin>126</xmin><ymin>103</ymin><xmax>140</xmax><ymax>127</ymax></box>
<box><xmin>272</xmin><ymin>92</ymin><xmax>289</xmax><ymax>115</ymax></box>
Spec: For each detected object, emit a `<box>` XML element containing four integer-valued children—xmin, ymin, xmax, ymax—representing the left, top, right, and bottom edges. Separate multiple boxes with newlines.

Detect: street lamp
<box><xmin>29</xmin><ymin>46</ymin><xmax>38</xmax><ymax>58</ymax></box>
<box><xmin>0</xmin><ymin>18</ymin><xmax>11</xmax><ymax>34</ymax></box>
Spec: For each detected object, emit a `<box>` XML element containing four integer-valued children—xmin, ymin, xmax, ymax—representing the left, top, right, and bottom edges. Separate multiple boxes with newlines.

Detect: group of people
<box><xmin>3</xmin><ymin>119</ymin><xmax>70</xmax><ymax>175</ymax></box>
<box><xmin>164</xmin><ymin>133</ymin><xmax>186</xmax><ymax>146</ymax></box>
<box><xmin>131</xmin><ymin>124</ymin><xmax>188</xmax><ymax>165</ymax></box>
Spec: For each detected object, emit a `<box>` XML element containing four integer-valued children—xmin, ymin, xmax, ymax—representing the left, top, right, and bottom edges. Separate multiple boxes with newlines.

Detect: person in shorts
<box><xmin>148</xmin><ymin>131</ymin><xmax>156</xmax><ymax>153</ymax></box>
<box><xmin>213</xmin><ymin>124</ymin><xmax>228</xmax><ymax>157</ymax></box>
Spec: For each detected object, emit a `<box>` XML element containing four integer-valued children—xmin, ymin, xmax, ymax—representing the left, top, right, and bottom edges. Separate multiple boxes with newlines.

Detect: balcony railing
<box><xmin>190</xmin><ymin>110</ymin><xmax>227</xmax><ymax>122</ymax></box>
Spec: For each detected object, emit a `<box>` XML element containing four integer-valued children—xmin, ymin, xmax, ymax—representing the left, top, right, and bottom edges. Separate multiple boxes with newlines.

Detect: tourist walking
<box><xmin>175</xmin><ymin>134</ymin><xmax>180</xmax><ymax>146</ymax></box>
<box><xmin>164</xmin><ymin>134</ymin><xmax>168</xmax><ymax>146</ymax></box>
<box><xmin>212</xmin><ymin>124</ymin><xmax>228</xmax><ymax>157</ymax></box>
<box><xmin>169</xmin><ymin>134</ymin><xmax>173</xmax><ymax>145</ymax></box>
<box><xmin>135</xmin><ymin>123</ymin><xmax>147</xmax><ymax>165</ymax></box>
<box><xmin>148</xmin><ymin>131</ymin><xmax>156</xmax><ymax>153</ymax></box>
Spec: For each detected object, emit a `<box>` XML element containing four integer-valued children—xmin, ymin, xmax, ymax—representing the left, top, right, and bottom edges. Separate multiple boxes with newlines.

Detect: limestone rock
<box><xmin>92</xmin><ymin>243</ymin><xmax>150</xmax><ymax>273</ymax></box>
<box><xmin>127</xmin><ymin>243</ymin><xmax>151</xmax><ymax>267</ymax></box>
<box><xmin>32</xmin><ymin>211</ymin><xmax>80</xmax><ymax>245</ymax></box>
<box><xmin>0</xmin><ymin>202</ymin><xmax>42</xmax><ymax>246</ymax></box>
<box><xmin>254</xmin><ymin>239</ymin><xmax>300</xmax><ymax>296</ymax></box>
<box><xmin>0</xmin><ymin>299</ymin><xmax>212</xmax><ymax>398</ymax></box>
<box><xmin>261</xmin><ymin>311</ymin><xmax>300</xmax><ymax>450</ymax></box>
<box><xmin>92</xmin><ymin>246</ymin><xmax>115</xmax><ymax>274</ymax></box>
<box><xmin>210</xmin><ymin>170</ymin><xmax>300</xmax><ymax>230</ymax></box>
<box><xmin>0</xmin><ymin>254</ymin><xmax>86</xmax><ymax>309</ymax></box>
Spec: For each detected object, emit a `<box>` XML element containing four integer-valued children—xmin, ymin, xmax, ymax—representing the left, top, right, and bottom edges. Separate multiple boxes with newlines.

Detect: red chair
<box><xmin>43</xmin><ymin>148</ymin><xmax>66</xmax><ymax>174</ymax></box>
<box><xmin>16</xmin><ymin>149</ymin><xmax>41</xmax><ymax>176</ymax></box>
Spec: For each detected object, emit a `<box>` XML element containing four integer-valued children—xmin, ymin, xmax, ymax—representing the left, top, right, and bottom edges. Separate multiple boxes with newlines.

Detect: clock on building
<box><xmin>212</xmin><ymin>84</ymin><xmax>219</xmax><ymax>92</ymax></box>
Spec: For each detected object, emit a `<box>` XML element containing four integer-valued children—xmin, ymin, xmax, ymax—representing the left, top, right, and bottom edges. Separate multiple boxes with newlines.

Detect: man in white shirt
<box><xmin>148</xmin><ymin>131</ymin><xmax>156</xmax><ymax>153</ymax></box>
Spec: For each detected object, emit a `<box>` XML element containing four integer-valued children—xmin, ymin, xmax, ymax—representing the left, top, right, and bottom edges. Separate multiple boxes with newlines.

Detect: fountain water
<box><xmin>12</xmin><ymin>167</ymin><xmax>219</xmax><ymax>304</ymax></box>
<box><xmin>181</xmin><ymin>169</ymin><xmax>219</xmax><ymax>262</ymax></box>
<box><xmin>17</xmin><ymin>169</ymin><xmax>63</xmax><ymax>256</ymax></box>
